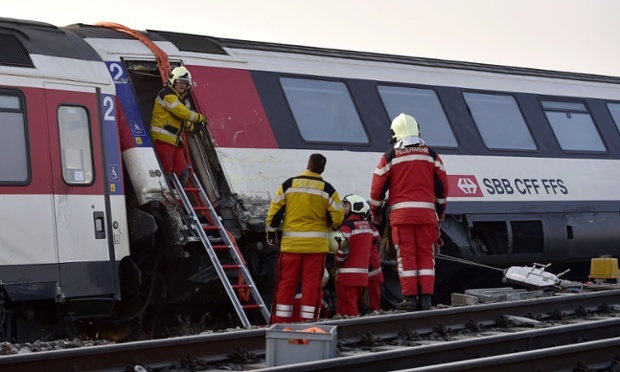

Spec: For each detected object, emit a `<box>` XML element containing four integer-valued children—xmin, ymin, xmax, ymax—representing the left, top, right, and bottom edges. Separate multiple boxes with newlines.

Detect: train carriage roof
<box><xmin>0</xmin><ymin>18</ymin><xmax>102</xmax><ymax>66</ymax></box>
<box><xmin>1</xmin><ymin>17</ymin><xmax>619</xmax><ymax>86</ymax></box>
<box><xmin>64</xmin><ymin>22</ymin><xmax>620</xmax><ymax>86</ymax></box>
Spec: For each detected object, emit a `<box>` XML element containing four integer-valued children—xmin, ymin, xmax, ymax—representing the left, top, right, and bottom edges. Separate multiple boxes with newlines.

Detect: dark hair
<box><xmin>308</xmin><ymin>153</ymin><xmax>327</xmax><ymax>174</ymax></box>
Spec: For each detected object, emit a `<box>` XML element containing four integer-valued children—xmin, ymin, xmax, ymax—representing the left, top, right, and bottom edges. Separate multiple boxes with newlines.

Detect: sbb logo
<box><xmin>447</xmin><ymin>175</ymin><xmax>483</xmax><ymax>197</ymax></box>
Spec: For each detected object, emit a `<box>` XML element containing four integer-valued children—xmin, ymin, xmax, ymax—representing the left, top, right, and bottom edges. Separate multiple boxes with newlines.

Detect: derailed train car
<box><xmin>1</xmin><ymin>17</ymin><xmax>620</xmax><ymax>341</ymax></box>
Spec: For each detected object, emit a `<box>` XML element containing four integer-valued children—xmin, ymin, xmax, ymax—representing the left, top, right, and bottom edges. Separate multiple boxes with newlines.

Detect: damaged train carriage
<box><xmin>76</xmin><ymin>23</ymin><xmax>620</xmax><ymax>305</ymax></box>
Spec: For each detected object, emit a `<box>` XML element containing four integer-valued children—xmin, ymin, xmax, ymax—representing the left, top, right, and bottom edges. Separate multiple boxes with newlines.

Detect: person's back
<box><xmin>266</xmin><ymin>153</ymin><xmax>344</xmax><ymax>323</ymax></box>
<box><xmin>379</xmin><ymin>143</ymin><xmax>444</xmax><ymax>225</ymax></box>
<box><xmin>335</xmin><ymin>194</ymin><xmax>374</xmax><ymax>316</ymax></box>
<box><xmin>369</xmin><ymin>113</ymin><xmax>448</xmax><ymax>312</ymax></box>
<box><xmin>278</xmin><ymin>174</ymin><xmax>339</xmax><ymax>253</ymax></box>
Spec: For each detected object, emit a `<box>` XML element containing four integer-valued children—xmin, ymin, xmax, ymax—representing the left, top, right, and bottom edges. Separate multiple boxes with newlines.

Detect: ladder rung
<box><xmin>171</xmin><ymin>172</ymin><xmax>270</xmax><ymax>325</ymax></box>
<box><xmin>242</xmin><ymin>304</ymin><xmax>262</xmax><ymax>309</ymax></box>
<box><xmin>232</xmin><ymin>284</ymin><xmax>251</xmax><ymax>289</ymax></box>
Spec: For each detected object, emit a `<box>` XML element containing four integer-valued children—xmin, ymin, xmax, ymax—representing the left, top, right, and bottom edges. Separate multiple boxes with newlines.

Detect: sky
<box><xmin>5</xmin><ymin>0</ymin><xmax>620</xmax><ymax>77</ymax></box>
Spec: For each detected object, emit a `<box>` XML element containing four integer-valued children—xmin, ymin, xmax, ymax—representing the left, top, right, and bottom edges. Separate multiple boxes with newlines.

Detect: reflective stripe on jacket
<box><xmin>370</xmin><ymin>144</ymin><xmax>448</xmax><ymax>225</ymax></box>
<box><xmin>150</xmin><ymin>85</ymin><xmax>204</xmax><ymax>146</ymax></box>
<box><xmin>266</xmin><ymin>170</ymin><xmax>344</xmax><ymax>254</ymax></box>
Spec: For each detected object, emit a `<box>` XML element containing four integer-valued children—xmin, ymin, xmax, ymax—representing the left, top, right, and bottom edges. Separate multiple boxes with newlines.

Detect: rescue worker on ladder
<box><xmin>150</xmin><ymin>66</ymin><xmax>208</xmax><ymax>186</ymax></box>
<box><xmin>266</xmin><ymin>153</ymin><xmax>344</xmax><ymax>324</ymax></box>
<box><xmin>334</xmin><ymin>194</ymin><xmax>374</xmax><ymax>317</ymax></box>
<box><xmin>370</xmin><ymin>114</ymin><xmax>449</xmax><ymax>311</ymax></box>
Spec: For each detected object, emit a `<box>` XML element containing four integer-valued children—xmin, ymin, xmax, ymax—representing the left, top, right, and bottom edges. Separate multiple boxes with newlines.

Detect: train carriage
<box><xmin>1</xmin><ymin>17</ymin><xmax>620</xmax><ymax>340</ymax></box>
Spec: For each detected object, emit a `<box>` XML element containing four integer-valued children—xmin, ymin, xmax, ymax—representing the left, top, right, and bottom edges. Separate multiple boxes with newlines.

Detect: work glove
<box><xmin>197</xmin><ymin>114</ymin><xmax>208</xmax><ymax>124</ymax></box>
<box><xmin>437</xmin><ymin>213</ymin><xmax>445</xmax><ymax>222</ymax></box>
<box><xmin>193</xmin><ymin>121</ymin><xmax>206</xmax><ymax>133</ymax></box>
<box><xmin>334</xmin><ymin>237</ymin><xmax>349</xmax><ymax>265</ymax></box>
<box><xmin>266</xmin><ymin>231</ymin><xmax>279</xmax><ymax>247</ymax></box>
<box><xmin>370</xmin><ymin>207</ymin><xmax>381</xmax><ymax>226</ymax></box>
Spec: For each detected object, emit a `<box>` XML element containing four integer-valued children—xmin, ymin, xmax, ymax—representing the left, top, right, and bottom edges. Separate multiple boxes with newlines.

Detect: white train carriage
<box><xmin>70</xmin><ymin>22</ymin><xmax>620</xmax><ymax>294</ymax></box>
<box><xmin>0</xmin><ymin>19</ymin><xmax>130</xmax><ymax>339</ymax></box>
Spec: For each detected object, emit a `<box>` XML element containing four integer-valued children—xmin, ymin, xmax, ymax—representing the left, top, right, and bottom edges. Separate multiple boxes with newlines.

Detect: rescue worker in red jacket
<box><xmin>150</xmin><ymin>66</ymin><xmax>208</xmax><ymax>186</ymax></box>
<box><xmin>367</xmin><ymin>224</ymin><xmax>384</xmax><ymax>313</ymax></box>
<box><xmin>266</xmin><ymin>153</ymin><xmax>344</xmax><ymax>323</ymax></box>
<box><xmin>370</xmin><ymin>113</ymin><xmax>449</xmax><ymax>311</ymax></box>
<box><xmin>334</xmin><ymin>194</ymin><xmax>374</xmax><ymax>317</ymax></box>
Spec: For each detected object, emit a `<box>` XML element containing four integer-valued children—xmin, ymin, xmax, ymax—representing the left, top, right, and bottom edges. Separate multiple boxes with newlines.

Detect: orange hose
<box><xmin>94</xmin><ymin>22</ymin><xmax>170</xmax><ymax>84</ymax></box>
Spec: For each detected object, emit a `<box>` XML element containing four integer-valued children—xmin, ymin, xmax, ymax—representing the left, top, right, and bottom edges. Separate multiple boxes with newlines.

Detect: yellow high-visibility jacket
<box><xmin>150</xmin><ymin>85</ymin><xmax>206</xmax><ymax>146</ymax></box>
<box><xmin>266</xmin><ymin>170</ymin><xmax>344</xmax><ymax>254</ymax></box>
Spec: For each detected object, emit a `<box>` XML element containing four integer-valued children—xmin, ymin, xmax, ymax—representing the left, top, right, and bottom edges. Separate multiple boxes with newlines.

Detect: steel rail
<box><xmin>402</xmin><ymin>337</ymin><xmax>620</xmax><ymax>372</ymax></box>
<box><xmin>321</xmin><ymin>288</ymin><xmax>620</xmax><ymax>341</ymax></box>
<box><xmin>1</xmin><ymin>289</ymin><xmax>619</xmax><ymax>371</ymax></box>
<box><xmin>261</xmin><ymin>316</ymin><xmax>620</xmax><ymax>371</ymax></box>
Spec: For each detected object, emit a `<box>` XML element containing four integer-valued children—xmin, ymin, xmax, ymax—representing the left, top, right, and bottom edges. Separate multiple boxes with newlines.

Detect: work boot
<box><xmin>418</xmin><ymin>294</ymin><xmax>432</xmax><ymax>311</ymax></box>
<box><xmin>396</xmin><ymin>295</ymin><xmax>418</xmax><ymax>312</ymax></box>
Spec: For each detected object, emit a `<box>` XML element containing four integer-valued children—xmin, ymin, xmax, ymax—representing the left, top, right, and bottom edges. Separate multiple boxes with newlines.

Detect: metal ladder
<box><xmin>170</xmin><ymin>172</ymin><xmax>270</xmax><ymax>327</ymax></box>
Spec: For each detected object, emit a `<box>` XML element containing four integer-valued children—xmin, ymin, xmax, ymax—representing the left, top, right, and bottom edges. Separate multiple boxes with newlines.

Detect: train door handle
<box><xmin>93</xmin><ymin>211</ymin><xmax>106</xmax><ymax>239</ymax></box>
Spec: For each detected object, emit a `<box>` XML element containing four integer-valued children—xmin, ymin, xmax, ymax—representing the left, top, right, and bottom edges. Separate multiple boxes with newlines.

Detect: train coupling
<box><xmin>502</xmin><ymin>263</ymin><xmax>569</xmax><ymax>289</ymax></box>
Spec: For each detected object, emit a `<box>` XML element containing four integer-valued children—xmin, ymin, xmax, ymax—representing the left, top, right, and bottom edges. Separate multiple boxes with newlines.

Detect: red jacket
<box><xmin>335</xmin><ymin>214</ymin><xmax>373</xmax><ymax>286</ymax></box>
<box><xmin>370</xmin><ymin>144</ymin><xmax>448</xmax><ymax>225</ymax></box>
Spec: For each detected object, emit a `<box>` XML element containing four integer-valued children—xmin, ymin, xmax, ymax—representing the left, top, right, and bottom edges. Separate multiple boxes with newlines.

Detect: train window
<box><xmin>464</xmin><ymin>93</ymin><xmax>536</xmax><ymax>150</ymax></box>
<box><xmin>606</xmin><ymin>102</ymin><xmax>620</xmax><ymax>134</ymax></box>
<box><xmin>57</xmin><ymin>106</ymin><xmax>94</xmax><ymax>185</ymax></box>
<box><xmin>377</xmin><ymin>85</ymin><xmax>457</xmax><ymax>148</ymax></box>
<box><xmin>280</xmin><ymin>77</ymin><xmax>368</xmax><ymax>144</ymax></box>
<box><xmin>0</xmin><ymin>94</ymin><xmax>28</xmax><ymax>183</ymax></box>
<box><xmin>542</xmin><ymin>101</ymin><xmax>605</xmax><ymax>152</ymax></box>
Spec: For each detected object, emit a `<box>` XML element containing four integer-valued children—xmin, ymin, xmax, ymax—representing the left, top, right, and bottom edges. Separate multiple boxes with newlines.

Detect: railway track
<box><xmin>1</xmin><ymin>288</ymin><xmax>619</xmax><ymax>371</ymax></box>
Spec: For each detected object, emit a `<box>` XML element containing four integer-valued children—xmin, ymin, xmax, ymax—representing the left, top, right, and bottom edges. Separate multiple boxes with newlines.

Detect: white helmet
<box><xmin>343</xmin><ymin>194</ymin><xmax>370</xmax><ymax>216</ymax></box>
<box><xmin>328</xmin><ymin>230</ymin><xmax>348</xmax><ymax>254</ymax></box>
<box><xmin>390</xmin><ymin>113</ymin><xmax>420</xmax><ymax>143</ymax></box>
<box><xmin>168</xmin><ymin>66</ymin><xmax>192</xmax><ymax>86</ymax></box>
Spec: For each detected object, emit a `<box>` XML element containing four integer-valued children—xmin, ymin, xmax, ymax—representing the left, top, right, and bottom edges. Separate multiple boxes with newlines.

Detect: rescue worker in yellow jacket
<box><xmin>266</xmin><ymin>153</ymin><xmax>344</xmax><ymax>323</ymax></box>
<box><xmin>151</xmin><ymin>66</ymin><xmax>207</xmax><ymax>185</ymax></box>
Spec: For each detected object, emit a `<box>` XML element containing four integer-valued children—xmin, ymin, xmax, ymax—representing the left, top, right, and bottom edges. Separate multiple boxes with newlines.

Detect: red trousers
<box><xmin>291</xmin><ymin>293</ymin><xmax>330</xmax><ymax>322</ymax></box>
<box><xmin>154</xmin><ymin>140</ymin><xmax>187</xmax><ymax>177</ymax></box>
<box><xmin>367</xmin><ymin>279</ymin><xmax>382</xmax><ymax>311</ymax></box>
<box><xmin>335</xmin><ymin>282</ymin><xmax>364</xmax><ymax>316</ymax></box>
<box><xmin>391</xmin><ymin>223</ymin><xmax>436</xmax><ymax>296</ymax></box>
<box><xmin>270</xmin><ymin>252</ymin><xmax>326</xmax><ymax>324</ymax></box>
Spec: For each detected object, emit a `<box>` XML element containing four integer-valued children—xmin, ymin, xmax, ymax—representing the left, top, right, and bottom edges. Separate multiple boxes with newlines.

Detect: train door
<box><xmin>44</xmin><ymin>83</ymin><xmax>117</xmax><ymax>308</ymax></box>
